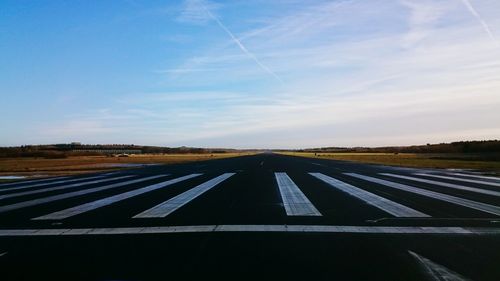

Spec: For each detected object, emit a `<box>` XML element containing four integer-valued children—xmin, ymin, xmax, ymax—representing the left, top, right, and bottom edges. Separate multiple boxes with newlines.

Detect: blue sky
<box><xmin>1</xmin><ymin>0</ymin><xmax>500</xmax><ymax>148</ymax></box>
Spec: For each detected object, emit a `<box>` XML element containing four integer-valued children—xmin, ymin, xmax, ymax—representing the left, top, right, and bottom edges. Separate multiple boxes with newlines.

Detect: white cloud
<box><xmin>400</xmin><ymin>0</ymin><xmax>447</xmax><ymax>47</ymax></box>
<box><xmin>176</xmin><ymin>0</ymin><xmax>219</xmax><ymax>24</ymax></box>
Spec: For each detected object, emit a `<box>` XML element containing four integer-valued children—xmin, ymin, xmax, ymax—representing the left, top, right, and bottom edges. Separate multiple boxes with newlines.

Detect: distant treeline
<box><xmin>291</xmin><ymin>140</ymin><xmax>500</xmax><ymax>154</ymax></box>
<box><xmin>2</xmin><ymin>140</ymin><xmax>499</xmax><ymax>159</ymax></box>
<box><xmin>0</xmin><ymin>144</ymin><xmax>236</xmax><ymax>158</ymax></box>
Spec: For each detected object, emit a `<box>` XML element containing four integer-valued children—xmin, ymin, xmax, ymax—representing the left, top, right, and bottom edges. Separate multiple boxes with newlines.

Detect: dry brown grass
<box><xmin>279</xmin><ymin>152</ymin><xmax>500</xmax><ymax>175</ymax></box>
<box><xmin>0</xmin><ymin>153</ymin><xmax>254</xmax><ymax>178</ymax></box>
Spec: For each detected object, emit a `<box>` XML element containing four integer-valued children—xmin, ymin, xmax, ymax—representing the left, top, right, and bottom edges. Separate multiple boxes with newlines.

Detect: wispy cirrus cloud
<box><xmin>400</xmin><ymin>0</ymin><xmax>446</xmax><ymax>47</ymax></box>
<box><xmin>176</xmin><ymin>0</ymin><xmax>220</xmax><ymax>24</ymax></box>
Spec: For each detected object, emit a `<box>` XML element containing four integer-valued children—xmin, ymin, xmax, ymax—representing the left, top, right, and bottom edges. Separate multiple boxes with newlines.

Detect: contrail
<box><xmin>460</xmin><ymin>0</ymin><xmax>498</xmax><ymax>45</ymax></box>
<box><xmin>200</xmin><ymin>2</ymin><xmax>284</xmax><ymax>84</ymax></box>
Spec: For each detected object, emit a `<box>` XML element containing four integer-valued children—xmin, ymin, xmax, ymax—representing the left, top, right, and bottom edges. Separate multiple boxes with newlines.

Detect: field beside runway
<box><xmin>0</xmin><ymin>153</ymin><xmax>254</xmax><ymax>179</ymax></box>
<box><xmin>280</xmin><ymin>152</ymin><xmax>500</xmax><ymax>174</ymax></box>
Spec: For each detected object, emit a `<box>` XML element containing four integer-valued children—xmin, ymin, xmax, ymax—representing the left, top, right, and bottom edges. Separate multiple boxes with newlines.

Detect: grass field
<box><xmin>280</xmin><ymin>152</ymin><xmax>500</xmax><ymax>175</ymax></box>
<box><xmin>0</xmin><ymin>153</ymin><xmax>254</xmax><ymax>180</ymax></box>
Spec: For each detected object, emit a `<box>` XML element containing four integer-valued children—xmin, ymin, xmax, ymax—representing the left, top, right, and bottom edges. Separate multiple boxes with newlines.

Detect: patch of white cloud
<box><xmin>176</xmin><ymin>0</ymin><xmax>219</xmax><ymax>24</ymax></box>
<box><xmin>400</xmin><ymin>0</ymin><xmax>447</xmax><ymax>47</ymax></box>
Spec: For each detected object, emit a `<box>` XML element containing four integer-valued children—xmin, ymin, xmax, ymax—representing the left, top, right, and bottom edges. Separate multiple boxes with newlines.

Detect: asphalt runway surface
<box><xmin>1</xmin><ymin>153</ymin><xmax>500</xmax><ymax>280</ymax></box>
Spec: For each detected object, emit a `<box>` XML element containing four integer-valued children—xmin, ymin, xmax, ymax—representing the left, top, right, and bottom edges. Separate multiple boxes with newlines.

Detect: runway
<box><xmin>1</xmin><ymin>153</ymin><xmax>500</xmax><ymax>280</ymax></box>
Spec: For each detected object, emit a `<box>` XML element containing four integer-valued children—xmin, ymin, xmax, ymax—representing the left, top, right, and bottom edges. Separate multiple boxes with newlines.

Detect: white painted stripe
<box><xmin>0</xmin><ymin>175</ymin><xmax>105</xmax><ymax>193</ymax></box>
<box><xmin>0</xmin><ymin>175</ymin><xmax>168</xmax><ymax>214</ymax></box>
<box><xmin>345</xmin><ymin>173</ymin><xmax>500</xmax><ymax>216</ymax></box>
<box><xmin>0</xmin><ymin>225</ymin><xmax>499</xmax><ymax>236</ymax></box>
<box><xmin>0</xmin><ymin>251</ymin><xmax>7</xmax><ymax>257</ymax></box>
<box><xmin>101</xmin><ymin>172</ymin><xmax>121</xmax><ymax>176</ymax></box>
<box><xmin>133</xmin><ymin>173</ymin><xmax>235</xmax><ymax>218</ymax></box>
<box><xmin>33</xmin><ymin>174</ymin><xmax>202</xmax><ymax>220</ymax></box>
<box><xmin>409</xmin><ymin>251</ymin><xmax>471</xmax><ymax>281</ymax></box>
<box><xmin>415</xmin><ymin>173</ymin><xmax>500</xmax><ymax>187</ymax></box>
<box><xmin>275</xmin><ymin>172</ymin><xmax>322</xmax><ymax>216</ymax></box>
<box><xmin>448</xmin><ymin>172</ymin><xmax>500</xmax><ymax>182</ymax></box>
<box><xmin>310</xmin><ymin>173</ymin><xmax>429</xmax><ymax>217</ymax></box>
<box><xmin>0</xmin><ymin>175</ymin><xmax>134</xmax><ymax>200</ymax></box>
<box><xmin>382</xmin><ymin>173</ymin><xmax>500</xmax><ymax>197</ymax></box>
<box><xmin>0</xmin><ymin>176</ymin><xmax>69</xmax><ymax>187</ymax></box>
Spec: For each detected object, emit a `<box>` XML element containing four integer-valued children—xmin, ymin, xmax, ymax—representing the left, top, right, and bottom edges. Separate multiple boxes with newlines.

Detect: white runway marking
<box><xmin>381</xmin><ymin>173</ymin><xmax>500</xmax><ymax>197</ymax></box>
<box><xmin>0</xmin><ymin>252</ymin><xmax>7</xmax><ymax>257</ymax></box>
<box><xmin>310</xmin><ymin>173</ymin><xmax>429</xmax><ymax>217</ymax></box>
<box><xmin>447</xmin><ymin>172</ymin><xmax>500</xmax><ymax>182</ymax></box>
<box><xmin>415</xmin><ymin>173</ymin><xmax>500</xmax><ymax>187</ymax></box>
<box><xmin>32</xmin><ymin>174</ymin><xmax>202</xmax><ymax>220</ymax></box>
<box><xmin>101</xmin><ymin>172</ymin><xmax>121</xmax><ymax>176</ymax></box>
<box><xmin>0</xmin><ymin>175</ymin><xmax>105</xmax><ymax>193</ymax></box>
<box><xmin>133</xmin><ymin>173</ymin><xmax>235</xmax><ymax>218</ymax></box>
<box><xmin>0</xmin><ymin>175</ymin><xmax>168</xmax><ymax>214</ymax></box>
<box><xmin>0</xmin><ymin>176</ymin><xmax>69</xmax><ymax>187</ymax></box>
<box><xmin>275</xmin><ymin>172</ymin><xmax>322</xmax><ymax>216</ymax></box>
<box><xmin>409</xmin><ymin>251</ymin><xmax>471</xmax><ymax>281</ymax></box>
<box><xmin>0</xmin><ymin>225</ymin><xmax>500</xmax><ymax>236</ymax></box>
<box><xmin>0</xmin><ymin>176</ymin><xmax>133</xmax><ymax>200</ymax></box>
<box><xmin>345</xmin><ymin>173</ymin><xmax>500</xmax><ymax>216</ymax></box>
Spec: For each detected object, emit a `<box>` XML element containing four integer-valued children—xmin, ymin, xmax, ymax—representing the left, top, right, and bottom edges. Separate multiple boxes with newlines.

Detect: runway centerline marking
<box><xmin>310</xmin><ymin>173</ymin><xmax>429</xmax><ymax>217</ymax></box>
<box><xmin>0</xmin><ymin>175</ymin><xmax>134</xmax><ymax>200</ymax></box>
<box><xmin>345</xmin><ymin>173</ymin><xmax>500</xmax><ymax>216</ymax></box>
<box><xmin>415</xmin><ymin>173</ymin><xmax>500</xmax><ymax>187</ymax></box>
<box><xmin>381</xmin><ymin>173</ymin><xmax>500</xmax><ymax>197</ymax></box>
<box><xmin>32</xmin><ymin>174</ymin><xmax>202</xmax><ymax>220</ymax></box>
<box><xmin>133</xmin><ymin>173</ymin><xmax>235</xmax><ymax>218</ymax></box>
<box><xmin>0</xmin><ymin>175</ymin><xmax>106</xmax><ymax>193</ymax></box>
<box><xmin>275</xmin><ymin>172</ymin><xmax>322</xmax><ymax>216</ymax></box>
<box><xmin>0</xmin><ymin>175</ymin><xmax>168</xmax><ymax>214</ymax></box>
<box><xmin>1</xmin><ymin>225</ymin><xmax>500</xmax><ymax>236</ymax></box>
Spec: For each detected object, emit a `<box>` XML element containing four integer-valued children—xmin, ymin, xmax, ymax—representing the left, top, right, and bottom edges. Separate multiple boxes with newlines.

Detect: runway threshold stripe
<box><xmin>447</xmin><ymin>172</ymin><xmax>500</xmax><ymax>182</ymax></box>
<box><xmin>381</xmin><ymin>173</ymin><xmax>500</xmax><ymax>197</ymax></box>
<box><xmin>309</xmin><ymin>173</ymin><xmax>429</xmax><ymax>217</ymax></box>
<box><xmin>408</xmin><ymin>251</ymin><xmax>470</xmax><ymax>281</ymax></box>
<box><xmin>0</xmin><ymin>175</ymin><xmax>134</xmax><ymax>200</ymax></box>
<box><xmin>345</xmin><ymin>173</ymin><xmax>500</xmax><ymax>216</ymax></box>
<box><xmin>275</xmin><ymin>172</ymin><xmax>322</xmax><ymax>216</ymax></box>
<box><xmin>415</xmin><ymin>173</ymin><xmax>500</xmax><ymax>187</ymax></box>
<box><xmin>0</xmin><ymin>175</ymin><xmax>106</xmax><ymax>193</ymax></box>
<box><xmin>0</xmin><ymin>175</ymin><xmax>168</xmax><ymax>214</ymax></box>
<box><xmin>0</xmin><ymin>176</ymin><xmax>69</xmax><ymax>187</ymax></box>
<box><xmin>133</xmin><ymin>173</ymin><xmax>235</xmax><ymax>218</ymax></box>
<box><xmin>32</xmin><ymin>174</ymin><xmax>202</xmax><ymax>220</ymax></box>
<box><xmin>1</xmin><ymin>225</ymin><xmax>500</xmax><ymax>236</ymax></box>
